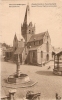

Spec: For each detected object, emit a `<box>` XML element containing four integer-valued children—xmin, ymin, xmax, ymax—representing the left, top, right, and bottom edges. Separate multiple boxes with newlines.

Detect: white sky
<box><xmin>0</xmin><ymin>0</ymin><xmax>62</xmax><ymax>48</ymax></box>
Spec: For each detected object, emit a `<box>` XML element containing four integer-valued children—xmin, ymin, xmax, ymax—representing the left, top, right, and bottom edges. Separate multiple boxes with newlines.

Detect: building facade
<box><xmin>5</xmin><ymin>4</ymin><xmax>53</xmax><ymax>66</ymax></box>
<box><xmin>21</xmin><ymin>4</ymin><xmax>53</xmax><ymax>65</ymax></box>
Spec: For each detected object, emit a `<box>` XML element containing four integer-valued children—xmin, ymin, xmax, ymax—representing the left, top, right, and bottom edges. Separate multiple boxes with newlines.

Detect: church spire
<box><xmin>14</xmin><ymin>33</ymin><xmax>18</xmax><ymax>41</ymax></box>
<box><xmin>21</xmin><ymin>4</ymin><xmax>35</xmax><ymax>42</ymax></box>
<box><xmin>24</xmin><ymin>4</ymin><xmax>30</xmax><ymax>25</ymax></box>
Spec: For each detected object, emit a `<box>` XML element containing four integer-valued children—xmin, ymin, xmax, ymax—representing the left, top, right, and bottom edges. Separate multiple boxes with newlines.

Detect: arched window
<box><xmin>46</xmin><ymin>41</ymin><xmax>49</xmax><ymax>52</ymax></box>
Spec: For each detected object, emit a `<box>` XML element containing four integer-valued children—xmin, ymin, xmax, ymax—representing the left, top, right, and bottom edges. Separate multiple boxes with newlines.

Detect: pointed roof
<box><xmin>24</xmin><ymin>4</ymin><xmax>30</xmax><ymax>25</ymax></box>
<box><xmin>53</xmin><ymin>48</ymin><xmax>62</xmax><ymax>55</ymax></box>
<box><xmin>14</xmin><ymin>33</ymin><xmax>18</xmax><ymax>41</ymax></box>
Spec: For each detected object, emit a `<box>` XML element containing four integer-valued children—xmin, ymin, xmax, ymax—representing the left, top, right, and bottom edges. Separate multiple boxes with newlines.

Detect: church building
<box><xmin>20</xmin><ymin>4</ymin><xmax>53</xmax><ymax>65</ymax></box>
<box><xmin>5</xmin><ymin>4</ymin><xmax>53</xmax><ymax>66</ymax></box>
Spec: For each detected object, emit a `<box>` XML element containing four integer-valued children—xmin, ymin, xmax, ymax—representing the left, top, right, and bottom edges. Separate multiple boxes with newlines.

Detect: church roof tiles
<box><xmin>28</xmin><ymin>32</ymin><xmax>46</xmax><ymax>42</ymax></box>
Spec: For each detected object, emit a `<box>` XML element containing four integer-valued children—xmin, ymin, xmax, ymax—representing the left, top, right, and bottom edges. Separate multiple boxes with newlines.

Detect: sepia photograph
<box><xmin>0</xmin><ymin>0</ymin><xmax>62</xmax><ymax>100</ymax></box>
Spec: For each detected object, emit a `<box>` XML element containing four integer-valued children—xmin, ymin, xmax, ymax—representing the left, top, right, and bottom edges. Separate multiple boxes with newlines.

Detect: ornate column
<box><xmin>16</xmin><ymin>54</ymin><xmax>20</xmax><ymax>77</ymax></box>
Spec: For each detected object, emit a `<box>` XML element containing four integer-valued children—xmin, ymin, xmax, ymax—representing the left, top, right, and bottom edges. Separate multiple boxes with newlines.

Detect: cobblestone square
<box><xmin>1</xmin><ymin>61</ymin><xmax>62</xmax><ymax>100</ymax></box>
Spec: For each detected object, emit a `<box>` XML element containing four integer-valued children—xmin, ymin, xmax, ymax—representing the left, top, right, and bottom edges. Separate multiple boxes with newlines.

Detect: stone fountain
<box><xmin>7</xmin><ymin>54</ymin><xmax>30</xmax><ymax>84</ymax></box>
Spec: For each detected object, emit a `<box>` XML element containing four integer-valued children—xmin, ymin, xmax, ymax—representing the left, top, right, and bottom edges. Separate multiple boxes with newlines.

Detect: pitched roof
<box><xmin>14</xmin><ymin>47</ymin><xmax>24</xmax><ymax>54</ymax></box>
<box><xmin>28</xmin><ymin>32</ymin><xmax>46</xmax><ymax>42</ymax></box>
<box><xmin>53</xmin><ymin>48</ymin><xmax>62</xmax><ymax>54</ymax></box>
<box><xmin>14</xmin><ymin>34</ymin><xmax>18</xmax><ymax>41</ymax></box>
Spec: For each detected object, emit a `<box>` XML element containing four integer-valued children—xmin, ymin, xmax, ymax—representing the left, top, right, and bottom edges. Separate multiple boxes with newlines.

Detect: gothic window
<box><xmin>46</xmin><ymin>41</ymin><xmax>49</xmax><ymax>52</ymax></box>
<box><xmin>41</xmin><ymin>51</ymin><xmax>43</xmax><ymax>58</ymax></box>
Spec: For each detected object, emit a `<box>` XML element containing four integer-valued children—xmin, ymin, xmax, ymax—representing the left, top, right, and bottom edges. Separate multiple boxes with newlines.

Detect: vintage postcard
<box><xmin>0</xmin><ymin>0</ymin><xmax>62</xmax><ymax>100</ymax></box>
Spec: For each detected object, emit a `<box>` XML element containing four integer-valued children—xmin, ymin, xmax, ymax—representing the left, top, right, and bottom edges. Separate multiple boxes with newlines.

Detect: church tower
<box><xmin>21</xmin><ymin>4</ymin><xmax>35</xmax><ymax>43</ymax></box>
